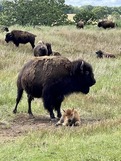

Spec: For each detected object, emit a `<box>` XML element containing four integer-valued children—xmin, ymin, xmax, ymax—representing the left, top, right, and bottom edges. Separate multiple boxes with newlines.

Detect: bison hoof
<box><xmin>13</xmin><ymin>109</ymin><xmax>17</xmax><ymax>114</ymax></box>
<box><xmin>29</xmin><ymin>114</ymin><xmax>35</xmax><ymax>119</ymax></box>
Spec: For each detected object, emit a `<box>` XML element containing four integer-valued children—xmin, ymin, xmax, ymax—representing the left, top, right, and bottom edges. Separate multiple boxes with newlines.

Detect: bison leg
<box><xmin>27</xmin><ymin>95</ymin><xmax>34</xmax><ymax>118</ymax></box>
<box><xmin>15</xmin><ymin>43</ymin><xmax>19</xmax><ymax>47</ymax></box>
<box><xmin>54</xmin><ymin>96</ymin><xmax>64</xmax><ymax>118</ymax></box>
<box><xmin>42</xmin><ymin>91</ymin><xmax>55</xmax><ymax>119</ymax></box>
<box><xmin>13</xmin><ymin>88</ymin><xmax>23</xmax><ymax>114</ymax></box>
<box><xmin>30</xmin><ymin>42</ymin><xmax>35</xmax><ymax>49</ymax></box>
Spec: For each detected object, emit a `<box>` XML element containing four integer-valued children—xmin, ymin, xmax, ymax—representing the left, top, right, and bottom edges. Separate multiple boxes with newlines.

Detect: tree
<box><xmin>73</xmin><ymin>8</ymin><xmax>94</xmax><ymax>23</ymax></box>
<box><xmin>0</xmin><ymin>0</ymin><xmax>68</xmax><ymax>26</ymax></box>
<box><xmin>92</xmin><ymin>6</ymin><xmax>108</xmax><ymax>20</ymax></box>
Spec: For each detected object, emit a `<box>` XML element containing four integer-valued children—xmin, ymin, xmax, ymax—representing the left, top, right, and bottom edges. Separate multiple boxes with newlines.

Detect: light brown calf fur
<box><xmin>56</xmin><ymin>108</ymin><xmax>80</xmax><ymax>126</ymax></box>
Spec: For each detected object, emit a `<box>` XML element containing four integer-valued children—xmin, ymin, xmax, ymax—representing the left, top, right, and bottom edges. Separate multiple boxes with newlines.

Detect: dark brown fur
<box><xmin>98</xmin><ymin>20</ymin><xmax>116</xmax><ymax>29</ymax></box>
<box><xmin>96</xmin><ymin>50</ymin><xmax>116</xmax><ymax>58</ymax></box>
<box><xmin>5</xmin><ymin>30</ymin><xmax>36</xmax><ymax>48</ymax></box>
<box><xmin>34</xmin><ymin>41</ymin><xmax>49</xmax><ymax>56</ymax></box>
<box><xmin>76</xmin><ymin>20</ymin><xmax>84</xmax><ymax>29</ymax></box>
<box><xmin>13</xmin><ymin>56</ymin><xmax>96</xmax><ymax>119</ymax></box>
<box><xmin>34</xmin><ymin>40</ymin><xmax>60</xmax><ymax>57</ymax></box>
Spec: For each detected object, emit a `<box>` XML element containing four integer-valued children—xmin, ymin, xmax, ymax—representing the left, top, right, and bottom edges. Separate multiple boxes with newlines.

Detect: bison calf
<box><xmin>5</xmin><ymin>30</ymin><xmax>36</xmax><ymax>48</ymax></box>
<box><xmin>13</xmin><ymin>56</ymin><xmax>96</xmax><ymax>119</ymax></box>
<box><xmin>56</xmin><ymin>108</ymin><xmax>80</xmax><ymax>126</ymax></box>
<box><xmin>96</xmin><ymin>50</ymin><xmax>116</xmax><ymax>58</ymax></box>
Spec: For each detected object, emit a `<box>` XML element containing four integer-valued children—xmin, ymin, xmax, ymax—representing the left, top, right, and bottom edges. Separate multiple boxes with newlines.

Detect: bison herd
<box><xmin>3</xmin><ymin>22</ymin><xmax>117</xmax><ymax>126</ymax></box>
<box><xmin>76</xmin><ymin>19</ymin><xmax>117</xmax><ymax>29</ymax></box>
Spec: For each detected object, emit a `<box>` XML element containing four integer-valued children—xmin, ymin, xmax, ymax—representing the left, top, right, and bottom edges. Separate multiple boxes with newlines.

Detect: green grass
<box><xmin>0</xmin><ymin>25</ymin><xmax>121</xmax><ymax>161</ymax></box>
<box><xmin>1</xmin><ymin>124</ymin><xmax>121</xmax><ymax>161</ymax></box>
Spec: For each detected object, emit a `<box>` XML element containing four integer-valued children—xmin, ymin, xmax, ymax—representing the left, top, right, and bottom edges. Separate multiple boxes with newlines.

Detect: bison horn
<box><xmin>80</xmin><ymin>61</ymin><xmax>84</xmax><ymax>69</ymax></box>
<box><xmin>80</xmin><ymin>61</ymin><xmax>84</xmax><ymax>74</ymax></box>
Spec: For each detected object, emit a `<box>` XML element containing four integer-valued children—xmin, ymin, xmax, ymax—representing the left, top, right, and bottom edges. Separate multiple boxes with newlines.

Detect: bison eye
<box><xmin>85</xmin><ymin>71</ymin><xmax>89</xmax><ymax>75</ymax></box>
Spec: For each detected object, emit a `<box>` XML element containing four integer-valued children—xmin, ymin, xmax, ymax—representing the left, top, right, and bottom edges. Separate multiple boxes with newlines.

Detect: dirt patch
<box><xmin>0</xmin><ymin>114</ymin><xmax>56</xmax><ymax>139</ymax></box>
<box><xmin>0</xmin><ymin>113</ymin><xmax>101</xmax><ymax>141</ymax></box>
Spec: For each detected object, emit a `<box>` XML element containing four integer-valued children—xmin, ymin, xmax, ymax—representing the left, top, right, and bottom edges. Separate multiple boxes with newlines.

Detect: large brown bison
<box><xmin>76</xmin><ymin>20</ymin><xmax>84</xmax><ymax>29</ymax></box>
<box><xmin>13</xmin><ymin>56</ymin><xmax>96</xmax><ymax>119</ymax></box>
<box><xmin>5</xmin><ymin>30</ymin><xmax>36</xmax><ymax>48</ymax></box>
<box><xmin>96</xmin><ymin>50</ymin><xmax>116</xmax><ymax>58</ymax></box>
<box><xmin>98</xmin><ymin>20</ymin><xmax>116</xmax><ymax>29</ymax></box>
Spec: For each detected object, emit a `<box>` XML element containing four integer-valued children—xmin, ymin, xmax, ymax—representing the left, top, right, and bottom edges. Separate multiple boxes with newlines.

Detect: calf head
<box><xmin>96</xmin><ymin>50</ymin><xmax>103</xmax><ymax>58</ymax></box>
<box><xmin>63</xmin><ymin>108</ymin><xmax>79</xmax><ymax>126</ymax></box>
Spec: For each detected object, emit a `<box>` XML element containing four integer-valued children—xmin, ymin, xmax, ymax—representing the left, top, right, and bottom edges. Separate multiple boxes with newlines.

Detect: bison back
<box><xmin>19</xmin><ymin>56</ymin><xmax>72</xmax><ymax>96</ymax></box>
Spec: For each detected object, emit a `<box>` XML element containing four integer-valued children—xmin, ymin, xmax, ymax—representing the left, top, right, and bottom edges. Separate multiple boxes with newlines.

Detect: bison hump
<box><xmin>20</xmin><ymin>56</ymin><xmax>72</xmax><ymax>87</ymax></box>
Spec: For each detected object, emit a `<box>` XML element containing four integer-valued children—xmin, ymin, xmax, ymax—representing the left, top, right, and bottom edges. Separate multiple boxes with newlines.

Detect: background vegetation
<box><xmin>0</xmin><ymin>24</ymin><xmax>121</xmax><ymax>160</ymax></box>
<box><xmin>0</xmin><ymin>0</ymin><xmax>121</xmax><ymax>26</ymax></box>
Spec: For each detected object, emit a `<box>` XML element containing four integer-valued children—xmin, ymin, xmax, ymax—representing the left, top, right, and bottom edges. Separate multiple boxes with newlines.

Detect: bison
<box><xmin>96</xmin><ymin>50</ymin><xmax>116</xmax><ymax>58</ymax></box>
<box><xmin>5</xmin><ymin>30</ymin><xmax>36</xmax><ymax>48</ymax></box>
<box><xmin>98</xmin><ymin>20</ymin><xmax>116</xmax><ymax>29</ymax></box>
<box><xmin>13</xmin><ymin>56</ymin><xmax>96</xmax><ymax>119</ymax></box>
<box><xmin>34</xmin><ymin>41</ymin><xmax>52</xmax><ymax>56</ymax></box>
<box><xmin>76</xmin><ymin>20</ymin><xmax>84</xmax><ymax>29</ymax></box>
<box><xmin>56</xmin><ymin>108</ymin><xmax>80</xmax><ymax>126</ymax></box>
<box><xmin>34</xmin><ymin>40</ymin><xmax>61</xmax><ymax>56</ymax></box>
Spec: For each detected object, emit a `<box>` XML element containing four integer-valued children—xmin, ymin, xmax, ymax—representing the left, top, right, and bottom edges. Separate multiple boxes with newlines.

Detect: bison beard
<box><xmin>13</xmin><ymin>56</ymin><xmax>96</xmax><ymax>119</ymax></box>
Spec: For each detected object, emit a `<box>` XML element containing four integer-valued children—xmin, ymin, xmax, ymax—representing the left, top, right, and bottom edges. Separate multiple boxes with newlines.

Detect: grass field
<box><xmin>0</xmin><ymin>25</ymin><xmax>121</xmax><ymax>161</ymax></box>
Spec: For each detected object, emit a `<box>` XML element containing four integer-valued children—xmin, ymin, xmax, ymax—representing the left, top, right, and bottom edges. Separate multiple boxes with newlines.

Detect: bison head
<box><xmin>71</xmin><ymin>60</ymin><xmax>96</xmax><ymax>94</ymax></box>
<box><xmin>5</xmin><ymin>33</ymin><xmax>13</xmax><ymax>43</ymax></box>
<box><xmin>98</xmin><ymin>21</ymin><xmax>102</xmax><ymax>27</ymax></box>
<box><xmin>96</xmin><ymin>50</ymin><xmax>103</xmax><ymax>58</ymax></box>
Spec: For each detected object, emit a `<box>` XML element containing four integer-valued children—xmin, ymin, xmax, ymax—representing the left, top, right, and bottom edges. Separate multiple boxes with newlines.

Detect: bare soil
<box><xmin>0</xmin><ymin>113</ymin><xmax>101</xmax><ymax>141</ymax></box>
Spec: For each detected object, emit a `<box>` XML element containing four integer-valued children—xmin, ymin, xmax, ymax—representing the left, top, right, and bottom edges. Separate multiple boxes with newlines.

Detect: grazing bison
<box><xmin>98</xmin><ymin>20</ymin><xmax>116</xmax><ymax>29</ymax></box>
<box><xmin>56</xmin><ymin>108</ymin><xmax>80</xmax><ymax>126</ymax></box>
<box><xmin>76</xmin><ymin>20</ymin><xmax>84</xmax><ymax>29</ymax></box>
<box><xmin>5</xmin><ymin>30</ymin><xmax>36</xmax><ymax>48</ymax></box>
<box><xmin>13</xmin><ymin>56</ymin><xmax>96</xmax><ymax>119</ymax></box>
<box><xmin>34</xmin><ymin>40</ymin><xmax>61</xmax><ymax>56</ymax></box>
<box><xmin>96</xmin><ymin>50</ymin><xmax>116</xmax><ymax>58</ymax></box>
<box><xmin>34</xmin><ymin>41</ymin><xmax>52</xmax><ymax>56</ymax></box>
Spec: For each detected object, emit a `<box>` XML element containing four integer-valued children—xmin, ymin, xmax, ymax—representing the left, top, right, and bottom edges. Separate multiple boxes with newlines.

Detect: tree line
<box><xmin>0</xmin><ymin>0</ymin><xmax>121</xmax><ymax>27</ymax></box>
